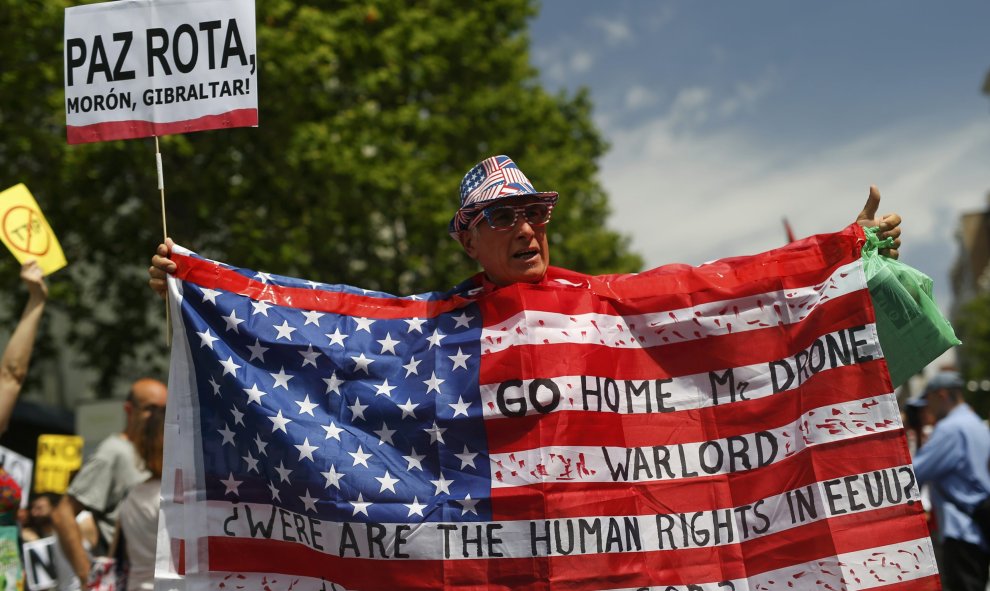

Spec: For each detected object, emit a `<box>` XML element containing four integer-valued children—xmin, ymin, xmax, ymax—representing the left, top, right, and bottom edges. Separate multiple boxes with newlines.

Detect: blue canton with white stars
<box><xmin>180</xmin><ymin>261</ymin><xmax>490</xmax><ymax>524</ymax></box>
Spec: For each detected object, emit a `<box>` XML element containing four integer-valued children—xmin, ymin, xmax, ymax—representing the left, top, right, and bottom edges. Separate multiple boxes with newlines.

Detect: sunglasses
<box><xmin>471</xmin><ymin>202</ymin><xmax>554</xmax><ymax>231</ymax></box>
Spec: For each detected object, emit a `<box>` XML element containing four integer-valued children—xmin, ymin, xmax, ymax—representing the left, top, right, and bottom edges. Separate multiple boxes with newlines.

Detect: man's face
<box><xmin>458</xmin><ymin>197</ymin><xmax>551</xmax><ymax>286</ymax></box>
<box><xmin>125</xmin><ymin>378</ymin><xmax>168</xmax><ymax>439</ymax></box>
<box><xmin>926</xmin><ymin>389</ymin><xmax>952</xmax><ymax>421</ymax></box>
<box><xmin>29</xmin><ymin>497</ymin><xmax>52</xmax><ymax>522</ymax></box>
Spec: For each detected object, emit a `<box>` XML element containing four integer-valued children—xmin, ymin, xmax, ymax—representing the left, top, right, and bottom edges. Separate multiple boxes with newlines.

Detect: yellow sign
<box><xmin>34</xmin><ymin>435</ymin><xmax>83</xmax><ymax>494</ymax></box>
<box><xmin>0</xmin><ymin>184</ymin><xmax>66</xmax><ymax>275</ymax></box>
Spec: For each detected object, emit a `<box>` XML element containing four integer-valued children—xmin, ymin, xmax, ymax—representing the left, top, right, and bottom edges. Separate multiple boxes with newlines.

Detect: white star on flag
<box><xmin>322</xmin><ymin>422</ymin><xmax>344</xmax><ymax>441</ymax></box>
<box><xmin>220</xmin><ymin>473</ymin><xmax>242</xmax><ymax>496</ymax></box>
<box><xmin>374</xmin><ymin>379</ymin><xmax>396</xmax><ymax>397</ymax></box>
<box><xmin>403</xmin><ymin>448</ymin><xmax>425</xmax><ymax>471</ymax></box>
<box><xmin>377</xmin><ymin>333</ymin><xmax>400</xmax><ymax>354</ymax></box>
<box><xmin>448</xmin><ymin>396</ymin><xmax>472</xmax><ymax>417</ymax></box>
<box><xmin>349</xmin><ymin>445</ymin><xmax>372</xmax><ymax>468</ymax></box>
<box><xmin>243</xmin><ymin>383</ymin><xmax>266</xmax><ymax>405</ymax></box>
<box><xmin>351</xmin><ymin>353</ymin><xmax>374</xmax><ymax>374</ymax></box>
<box><xmin>458</xmin><ymin>494</ymin><xmax>479</xmax><ymax>516</ymax></box>
<box><xmin>430</xmin><ymin>474</ymin><xmax>453</xmax><ymax>495</ymax></box>
<box><xmin>451</xmin><ymin>311</ymin><xmax>474</xmax><ymax>329</ymax></box>
<box><xmin>448</xmin><ymin>348</ymin><xmax>471</xmax><ymax>370</ymax></box>
<box><xmin>404</xmin><ymin>496</ymin><xmax>426</xmax><ymax>518</ymax></box>
<box><xmin>201</xmin><ymin>288</ymin><xmax>221</xmax><ymax>304</ymax></box>
<box><xmin>217</xmin><ymin>424</ymin><xmax>236</xmax><ymax>446</ymax></box>
<box><xmin>350</xmin><ymin>493</ymin><xmax>372</xmax><ymax>516</ymax></box>
<box><xmin>295</xmin><ymin>395</ymin><xmax>318</xmax><ymax>416</ymax></box>
<box><xmin>397</xmin><ymin>399</ymin><xmax>419</xmax><ymax>420</ymax></box>
<box><xmin>219</xmin><ymin>356</ymin><xmax>241</xmax><ymax>377</ymax></box>
<box><xmin>230</xmin><ymin>406</ymin><xmax>245</xmax><ymax>426</ymax></box>
<box><xmin>455</xmin><ymin>445</ymin><xmax>478</xmax><ymax>469</ymax></box>
<box><xmin>375</xmin><ymin>471</ymin><xmax>400</xmax><ymax>494</ymax></box>
<box><xmin>246</xmin><ymin>338</ymin><xmax>269</xmax><ymax>362</ymax></box>
<box><xmin>404</xmin><ymin>317</ymin><xmax>426</xmax><ymax>333</ymax></box>
<box><xmin>208</xmin><ymin>378</ymin><xmax>221</xmax><ymax>395</ymax></box>
<box><xmin>274</xmin><ymin>461</ymin><xmax>292</xmax><ymax>483</ymax></box>
<box><xmin>222</xmin><ymin>310</ymin><xmax>245</xmax><ymax>333</ymax></box>
<box><xmin>321</xmin><ymin>464</ymin><xmax>344</xmax><ymax>489</ymax></box>
<box><xmin>254</xmin><ymin>271</ymin><xmax>272</xmax><ymax>284</ymax></box>
<box><xmin>267</xmin><ymin>481</ymin><xmax>281</xmax><ymax>501</ymax></box>
<box><xmin>302</xmin><ymin>310</ymin><xmax>324</xmax><ymax>326</ymax></box>
<box><xmin>299</xmin><ymin>489</ymin><xmax>319</xmax><ymax>513</ymax></box>
<box><xmin>269</xmin><ymin>410</ymin><xmax>292</xmax><ymax>433</ymax></box>
<box><xmin>326</xmin><ymin>328</ymin><xmax>348</xmax><ymax>347</ymax></box>
<box><xmin>250</xmin><ymin>300</ymin><xmax>272</xmax><ymax>316</ymax></box>
<box><xmin>424</xmin><ymin>372</ymin><xmax>445</xmax><ymax>395</ymax></box>
<box><xmin>348</xmin><ymin>397</ymin><xmax>369</xmax><ymax>421</ymax></box>
<box><xmin>402</xmin><ymin>356</ymin><xmax>422</xmax><ymax>377</ymax></box>
<box><xmin>294</xmin><ymin>438</ymin><xmax>318</xmax><ymax>462</ymax></box>
<box><xmin>254</xmin><ymin>434</ymin><xmax>268</xmax><ymax>456</ymax></box>
<box><xmin>323</xmin><ymin>371</ymin><xmax>345</xmax><ymax>395</ymax></box>
<box><xmin>425</xmin><ymin>421</ymin><xmax>446</xmax><ymax>444</ymax></box>
<box><xmin>354</xmin><ymin>317</ymin><xmax>376</xmax><ymax>333</ymax></box>
<box><xmin>299</xmin><ymin>344</ymin><xmax>322</xmax><ymax>367</ymax></box>
<box><xmin>242</xmin><ymin>452</ymin><xmax>259</xmax><ymax>473</ymax></box>
<box><xmin>270</xmin><ymin>367</ymin><xmax>293</xmax><ymax>389</ymax></box>
<box><xmin>273</xmin><ymin>320</ymin><xmax>297</xmax><ymax>341</ymax></box>
<box><xmin>373</xmin><ymin>422</ymin><xmax>396</xmax><ymax>445</ymax></box>
<box><xmin>426</xmin><ymin>329</ymin><xmax>446</xmax><ymax>349</ymax></box>
<box><xmin>197</xmin><ymin>329</ymin><xmax>218</xmax><ymax>349</ymax></box>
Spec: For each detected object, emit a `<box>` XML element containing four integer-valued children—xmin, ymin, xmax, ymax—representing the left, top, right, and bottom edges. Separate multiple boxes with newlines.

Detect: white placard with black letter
<box><xmin>63</xmin><ymin>0</ymin><xmax>258</xmax><ymax>144</ymax></box>
<box><xmin>22</xmin><ymin>538</ymin><xmax>56</xmax><ymax>591</ymax></box>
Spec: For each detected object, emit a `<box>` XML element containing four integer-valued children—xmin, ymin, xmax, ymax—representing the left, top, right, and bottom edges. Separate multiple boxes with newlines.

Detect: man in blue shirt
<box><xmin>913</xmin><ymin>370</ymin><xmax>990</xmax><ymax>591</ymax></box>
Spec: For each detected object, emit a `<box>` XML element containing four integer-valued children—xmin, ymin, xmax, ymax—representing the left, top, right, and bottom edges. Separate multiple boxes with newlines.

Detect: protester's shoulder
<box><xmin>78</xmin><ymin>434</ymin><xmax>135</xmax><ymax>474</ymax></box>
<box><xmin>91</xmin><ymin>433</ymin><xmax>133</xmax><ymax>459</ymax></box>
<box><xmin>926</xmin><ymin>418</ymin><xmax>963</xmax><ymax>444</ymax></box>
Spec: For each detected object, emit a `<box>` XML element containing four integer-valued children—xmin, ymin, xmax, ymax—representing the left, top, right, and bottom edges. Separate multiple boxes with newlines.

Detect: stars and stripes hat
<box><xmin>448</xmin><ymin>155</ymin><xmax>558</xmax><ymax>237</ymax></box>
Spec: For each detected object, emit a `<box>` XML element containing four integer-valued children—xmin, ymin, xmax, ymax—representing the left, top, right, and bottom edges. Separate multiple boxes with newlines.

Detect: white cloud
<box><xmin>598</xmin><ymin>112</ymin><xmax>990</xmax><ymax>308</ymax></box>
<box><xmin>532</xmin><ymin>46</ymin><xmax>595</xmax><ymax>83</ymax></box>
<box><xmin>570</xmin><ymin>51</ymin><xmax>594</xmax><ymax>74</ymax></box>
<box><xmin>624</xmin><ymin>85</ymin><xmax>661</xmax><ymax>110</ymax></box>
<box><xmin>666</xmin><ymin>86</ymin><xmax>712</xmax><ymax>128</ymax></box>
<box><xmin>718</xmin><ymin>70</ymin><xmax>778</xmax><ymax>117</ymax></box>
<box><xmin>644</xmin><ymin>4</ymin><xmax>676</xmax><ymax>31</ymax></box>
<box><xmin>588</xmin><ymin>16</ymin><xmax>634</xmax><ymax>45</ymax></box>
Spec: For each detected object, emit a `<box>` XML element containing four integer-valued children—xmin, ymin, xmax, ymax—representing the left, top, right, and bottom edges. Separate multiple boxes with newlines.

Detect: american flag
<box><xmin>158</xmin><ymin>224</ymin><xmax>939</xmax><ymax>591</ymax></box>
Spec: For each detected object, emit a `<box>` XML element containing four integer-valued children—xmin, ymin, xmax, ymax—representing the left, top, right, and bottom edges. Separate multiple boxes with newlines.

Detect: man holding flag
<box><xmin>147</xmin><ymin>156</ymin><xmax>930</xmax><ymax>591</ymax></box>
<box><xmin>150</xmin><ymin>155</ymin><xmax>902</xmax><ymax>292</ymax></box>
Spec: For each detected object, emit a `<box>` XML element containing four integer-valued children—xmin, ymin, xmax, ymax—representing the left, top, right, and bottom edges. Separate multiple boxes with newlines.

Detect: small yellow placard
<box><xmin>0</xmin><ymin>184</ymin><xmax>66</xmax><ymax>275</ymax></box>
<box><xmin>34</xmin><ymin>434</ymin><xmax>83</xmax><ymax>494</ymax></box>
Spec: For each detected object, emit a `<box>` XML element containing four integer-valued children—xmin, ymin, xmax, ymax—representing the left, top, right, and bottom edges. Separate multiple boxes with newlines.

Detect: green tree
<box><xmin>0</xmin><ymin>0</ymin><xmax>641</xmax><ymax>396</ymax></box>
<box><xmin>954</xmin><ymin>292</ymin><xmax>990</xmax><ymax>416</ymax></box>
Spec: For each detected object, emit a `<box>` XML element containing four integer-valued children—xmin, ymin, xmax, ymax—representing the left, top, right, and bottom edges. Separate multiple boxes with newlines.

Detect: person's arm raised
<box><xmin>0</xmin><ymin>261</ymin><xmax>47</xmax><ymax>435</ymax></box>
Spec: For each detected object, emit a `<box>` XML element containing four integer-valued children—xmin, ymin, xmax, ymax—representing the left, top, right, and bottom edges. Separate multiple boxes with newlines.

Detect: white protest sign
<box><xmin>64</xmin><ymin>0</ymin><xmax>257</xmax><ymax>145</ymax></box>
<box><xmin>22</xmin><ymin>538</ymin><xmax>56</xmax><ymax>591</ymax></box>
<box><xmin>0</xmin><ymin>445</ymin><xmax>33</xmax><ymax>509</ymax></box>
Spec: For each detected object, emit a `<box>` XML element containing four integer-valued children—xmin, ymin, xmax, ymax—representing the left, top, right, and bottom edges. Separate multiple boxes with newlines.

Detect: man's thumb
<box><xmin>857</xmin><ymin>185</ymin><xmax>881</xmax><ymax>223</ymax></box>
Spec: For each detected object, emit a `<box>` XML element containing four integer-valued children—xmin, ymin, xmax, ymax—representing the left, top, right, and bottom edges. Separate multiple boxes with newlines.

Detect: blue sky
<box><xmin>530</xmin><ymin>1</ymin><xmax>990</xmax><ymax>309</ymax></box>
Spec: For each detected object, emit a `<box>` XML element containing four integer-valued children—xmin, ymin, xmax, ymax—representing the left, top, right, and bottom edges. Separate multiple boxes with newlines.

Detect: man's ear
<box><xmin>458</xmin><ymin>230</ymin><xmax>479</xmax><ymax>261</ymax></box>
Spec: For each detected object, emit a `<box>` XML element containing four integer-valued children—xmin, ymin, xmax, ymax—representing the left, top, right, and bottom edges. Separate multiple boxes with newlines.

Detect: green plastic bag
<box><xmin>862</xmin><ymin>225</ymin><xmax>960</xmax><ymax>388</ymax></box>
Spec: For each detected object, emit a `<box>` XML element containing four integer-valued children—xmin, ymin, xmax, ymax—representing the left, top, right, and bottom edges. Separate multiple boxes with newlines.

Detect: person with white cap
<box><xmin>913</xmin><ymin>370</ymin><xmax>990</xmax><ymax>591</ymax></box>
